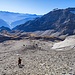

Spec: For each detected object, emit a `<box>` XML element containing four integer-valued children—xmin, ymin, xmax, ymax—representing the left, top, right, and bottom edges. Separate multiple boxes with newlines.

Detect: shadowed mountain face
<box><xmin>11</xmin><ymin>17</ymin><xmax>36</xmax><ymax>28</ymax></box>
<box><xmin>13</xmin><ymin>8</ymin><xmax>75</xmax><ymax>36</ymax></box>
<box><xmin>0</xmin><ymin>26</ymin><xmax>11</xmax><ymax>32</ymax></box>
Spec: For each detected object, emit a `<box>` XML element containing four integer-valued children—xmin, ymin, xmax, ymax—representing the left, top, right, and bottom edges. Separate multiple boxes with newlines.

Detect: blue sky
<box><xmin>0</xmin><ymin>0</ymin><xmax>75</xmax><ymax>15</ymax></box>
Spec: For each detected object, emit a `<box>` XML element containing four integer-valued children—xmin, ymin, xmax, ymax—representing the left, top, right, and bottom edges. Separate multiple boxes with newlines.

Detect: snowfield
<box><xmin>52</xmin><ymin>35</ymin><xmax>75</xmax><ymax>50</ymax></box>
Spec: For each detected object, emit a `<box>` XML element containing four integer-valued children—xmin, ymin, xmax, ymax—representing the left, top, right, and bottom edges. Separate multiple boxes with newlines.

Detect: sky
<box><xmin>0</xmin><ymin>0</ymin><xmax>75</xmax><ymax>15</ymax></box>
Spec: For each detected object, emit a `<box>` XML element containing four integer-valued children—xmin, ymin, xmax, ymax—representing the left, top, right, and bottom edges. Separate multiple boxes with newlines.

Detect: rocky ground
<box><xmin>0</xmin><ymin>37</ymin><xmax>75</xmax><ymax>75</ymax></box>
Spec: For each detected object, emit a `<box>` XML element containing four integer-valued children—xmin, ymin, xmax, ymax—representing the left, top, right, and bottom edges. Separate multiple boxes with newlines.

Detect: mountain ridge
<box><xmin>13</xmin><ymin>8</ymin><xmax>75</xmax><ymax>36</ymax></box>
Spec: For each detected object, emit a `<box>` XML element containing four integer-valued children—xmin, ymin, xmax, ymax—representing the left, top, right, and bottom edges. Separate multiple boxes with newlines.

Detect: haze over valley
<box><xmin>0</xmin><ymin>11</ymin><xmax>41</xmax><ymax>28</ymax></box>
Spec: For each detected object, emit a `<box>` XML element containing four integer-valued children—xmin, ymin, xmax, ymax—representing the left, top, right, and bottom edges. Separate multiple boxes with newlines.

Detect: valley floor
<box><xmin>0</xmin><ymin>39</ymin><xmax>75</xmax><ymax>75</ymax></box>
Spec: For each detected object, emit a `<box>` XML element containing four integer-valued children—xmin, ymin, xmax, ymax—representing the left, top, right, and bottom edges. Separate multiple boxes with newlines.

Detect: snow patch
<box><xmin>52</xmin><ymin>35</ymin><xmax>75</xmax><ymax>49</ymax></box>
<box><xmin>70</xmin><ymin>11</ymin><xmax>75</xmax><ymax>14</ymax></box>
<box><xmin>63</xmin><ymin>19</ymin><xmax>70</xmax><ymax>24</ymax></box>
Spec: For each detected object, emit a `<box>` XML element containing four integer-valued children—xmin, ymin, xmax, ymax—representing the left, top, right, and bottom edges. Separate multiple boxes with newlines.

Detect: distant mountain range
<box><xmin>13</xmin><ymin>8</ymin><xmax>75</xmax><ymax>37</ymax></box>
<box><xmin>0</xmin><ymin>11</ymin><xmax>41</xmax><ymax>28</ymax></box>
<box><xmin>0</xmin><ymin>8</ymin><xmax>75</xmax><ymax>39</ymax></box>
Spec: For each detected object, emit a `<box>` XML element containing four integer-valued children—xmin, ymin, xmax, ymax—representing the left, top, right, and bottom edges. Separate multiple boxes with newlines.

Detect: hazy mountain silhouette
<box><xmin>0</xmin><ymin>19</ymin><xmax>10</xmax><ymax>28</ymax></box>
<box><xmin>0</xmin><ymin>11</ymin><xmax>41</xmax><ymax>28</ymax></box>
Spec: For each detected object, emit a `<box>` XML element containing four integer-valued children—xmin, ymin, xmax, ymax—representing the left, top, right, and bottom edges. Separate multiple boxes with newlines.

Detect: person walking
<box><xmin>18</xmin><ymin>57</ymin><xmax>22</xmax><ymax>66</ymax></box>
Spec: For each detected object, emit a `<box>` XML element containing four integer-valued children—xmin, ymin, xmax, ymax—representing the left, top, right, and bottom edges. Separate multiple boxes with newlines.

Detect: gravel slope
<box><xmin>0</xmin><ymin>39</ymin><xmax>75</xmax><ymax>75</ymax></box>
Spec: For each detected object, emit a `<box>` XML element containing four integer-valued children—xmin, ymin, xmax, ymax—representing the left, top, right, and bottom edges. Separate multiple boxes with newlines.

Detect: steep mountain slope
<box><xmin>0</xmin><ymin>11</ymin><xmax>41</xmax><ymax>28</ymax></box>
<box><xmin>11</xmin><ymin>17</ymin><xmax>36</xmax><ymax>28</ymax></box>
<box><xmin>13</xmin><ymin>8</ymin><xmax>75</xmax><ymax>36</ymax></box>
<box><xmin>0</xmin><ymin>19</ymin><xmax>10</xmax><ymax>28</ymax></box>
<box><xmin>0</xmin><ymin>26</ymin><xmax>11</xmax><ymax>32</ymax></box>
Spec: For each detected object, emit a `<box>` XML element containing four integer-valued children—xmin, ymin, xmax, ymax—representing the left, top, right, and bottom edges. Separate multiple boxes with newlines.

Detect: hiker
<box><xmin>18</xmin><ymin>57</ymin><xmax>22</xmax><ymax>66</ymax></box>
